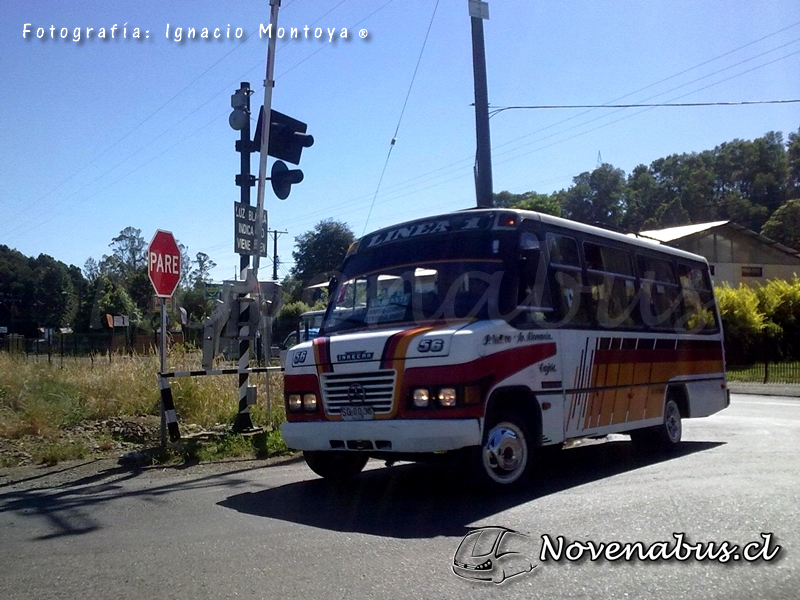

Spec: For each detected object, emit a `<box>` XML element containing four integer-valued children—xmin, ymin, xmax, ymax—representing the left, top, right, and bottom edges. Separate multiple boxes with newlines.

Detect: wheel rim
<box><xmin>483</xmin><ymin>422</ymin><xmax>528</xmax><ymax>483</ymax></box>
<box><xmin>664</xmin><ymin>401</ymin><xmax>681</xmax><ymax>443</ymax></box>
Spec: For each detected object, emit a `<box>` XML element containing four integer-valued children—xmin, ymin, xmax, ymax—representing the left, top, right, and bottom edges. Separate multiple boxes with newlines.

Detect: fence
<box><xmin>0</xmin><ymin>330</ymin><xmax>192</xmax><ymax>361</ymax></box>
<box><xmin>727</xmin><ymin>361</ymin><xmax>800</xmax><ymax>385</ymax></box>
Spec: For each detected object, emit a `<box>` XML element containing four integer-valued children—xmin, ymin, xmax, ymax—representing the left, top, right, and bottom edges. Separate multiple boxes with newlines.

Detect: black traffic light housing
<box><xmin>254</xmin><ymin>107</ymin><xmax>315</xmax><ymax>165</ymax></box>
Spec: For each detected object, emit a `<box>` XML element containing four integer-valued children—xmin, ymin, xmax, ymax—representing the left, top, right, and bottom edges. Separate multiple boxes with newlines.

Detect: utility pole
<box><xmin>269</xmin><ymin>229</ymin><xmax>287</xmax><ymax>281</ymax></box>
<box><xmin>469</xmin><ymin>0</ymin><xmax>493</xmax><ymax>208</ymax></box>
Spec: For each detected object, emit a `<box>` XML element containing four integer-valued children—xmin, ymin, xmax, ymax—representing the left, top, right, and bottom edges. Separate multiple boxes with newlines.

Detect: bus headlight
<box><xmin>412</xmin><ymin>388</ymin><xmax>430</xmax><ymax>408</ymax></box>
<box><xmin>287</xmin><ymin>394</ymin><xmax>302</xmax><ymax>412</ymax></box>
<box><xmin>303</xmin><ymin>393</ymin><xmax>318</xmax><ymax>412</ymax></box>
<box><xmin>438</xmin><ymin>387</ymin><xmax>457</xmax><ymax>407</ymax></box>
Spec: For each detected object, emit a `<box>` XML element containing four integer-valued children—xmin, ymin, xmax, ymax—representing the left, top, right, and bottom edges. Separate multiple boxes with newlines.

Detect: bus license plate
<box><xmin>340</xmin><ymin>406</ymin><xmax>374</xmax><ymax>421</ymax></box>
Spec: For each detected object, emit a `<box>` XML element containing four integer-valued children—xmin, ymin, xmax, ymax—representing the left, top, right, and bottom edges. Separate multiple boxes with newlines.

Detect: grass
<box><xmin>0</xmin><ymin>350</ymin><xmax>291</xmax><ymax>466</ymax></box>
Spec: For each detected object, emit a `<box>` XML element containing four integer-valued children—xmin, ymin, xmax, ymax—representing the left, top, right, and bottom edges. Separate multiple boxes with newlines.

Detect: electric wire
<box><xmin>361</xmin><ymin>0</ymin><xmax>441</xmax><ymax>236</ymax></box>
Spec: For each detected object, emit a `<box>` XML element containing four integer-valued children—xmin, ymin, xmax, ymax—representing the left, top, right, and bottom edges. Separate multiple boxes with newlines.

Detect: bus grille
<box><xmin>321</xmin><ymin>370</ymin><xmax>396</xmax><ymax>415</ymax></box>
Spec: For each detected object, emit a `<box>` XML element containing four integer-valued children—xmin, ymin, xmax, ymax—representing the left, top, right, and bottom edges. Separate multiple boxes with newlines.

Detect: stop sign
<box><xmin>148</xmin><ymin>230</ymin><xmax>181</xmax><ymax>298</ymax></box>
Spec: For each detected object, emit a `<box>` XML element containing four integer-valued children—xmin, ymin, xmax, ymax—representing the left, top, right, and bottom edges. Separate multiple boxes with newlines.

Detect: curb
<box><xmin>727</xmin><ymin>383</ymin><xmax>800</xmax><ymax>398</ymax></box>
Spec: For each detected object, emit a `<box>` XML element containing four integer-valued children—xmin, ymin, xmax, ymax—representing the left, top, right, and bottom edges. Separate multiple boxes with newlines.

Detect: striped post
<box><xmin>158</xmin><ymin>376</ymin><xmax>182</xmax><ymax>441</ymax></box>
<box><xmin>232</xmin><ymin>295</ymin><xmax>258</xmax><ymax>432</ymax></box>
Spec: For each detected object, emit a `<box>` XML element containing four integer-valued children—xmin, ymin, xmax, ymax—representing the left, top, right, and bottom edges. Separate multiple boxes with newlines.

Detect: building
<box><xmin>637</xmin><ymin>221</ymin><xmax>800</xmax><ymax>288</ymax></box>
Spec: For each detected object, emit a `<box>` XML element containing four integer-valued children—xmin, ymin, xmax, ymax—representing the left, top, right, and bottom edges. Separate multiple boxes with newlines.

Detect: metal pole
<box><xmin>252</xmin><ymin>0</ymin><xmax>281</xmax><ymax>276</ymax></box>
<box><xmin>159</xmin><ymin>297</ymin><xmax>167</xmax><ymax>448</ymax></box>
<box><xmin>469</xmin><ymin>1</ymin><xmax>493</xmax><ymax>208</ymax></box>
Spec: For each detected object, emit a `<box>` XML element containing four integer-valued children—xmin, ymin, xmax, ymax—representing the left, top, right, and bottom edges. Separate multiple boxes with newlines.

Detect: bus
<box><xmin>281</xmin><ymin>208</ymin><xmax>729</xmax><ymax>489</ymax></box>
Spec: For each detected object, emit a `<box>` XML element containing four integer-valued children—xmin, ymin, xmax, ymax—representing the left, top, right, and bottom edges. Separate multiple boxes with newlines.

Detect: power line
<box><xmin>490</xmin><ymin>99</ymin><xmax>800</xmax><ymax>114</ymax></box>
<box><xmin>362</xmin><ymin>0</ymin><xmax>441</xmax><ymax>236</ymax></box>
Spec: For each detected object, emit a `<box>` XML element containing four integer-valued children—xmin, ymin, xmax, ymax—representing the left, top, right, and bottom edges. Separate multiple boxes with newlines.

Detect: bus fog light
<box><xmin>413</xmin><ymin>388</ymin><xmax>430</xmax><ymax>408</ymax></box>
<box><xmin>303</xmin><ymin>393</ymin><xmax>318</xmax><ymax>412</ymax></box>
<box><xmin>288</xmin><ymin>394</ymin><xmax>302</xmax><ymax>412</ymax></box>
<box><xmin>438</xmin><ymin>388</ymin><xmax>457</xmax><ymax>407</ymax></box>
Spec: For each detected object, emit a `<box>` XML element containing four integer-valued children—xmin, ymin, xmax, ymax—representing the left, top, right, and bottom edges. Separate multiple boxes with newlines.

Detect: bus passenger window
<box><xmin>637</xmin><ymin>254</ymin><xmax>680</xmax><ymax>329</ymax></box>
<box><xmin>584</xmin><ymin>242</ymin><xmax>638</xmax><ymax>328</ymax></box>
<box><xmin>546</xmin><ymin>233</ymin><xmax>590</xmax><ymax>325</ymax></box>
<box><xmin>677</xmin><ymin>263</ymin><xmax>718</xmax><ymax>333</ymax></box>
<box><xmin>516</xmin><ymin>232</ymin><xmax>553</xmax><ymax>323</ymax></box>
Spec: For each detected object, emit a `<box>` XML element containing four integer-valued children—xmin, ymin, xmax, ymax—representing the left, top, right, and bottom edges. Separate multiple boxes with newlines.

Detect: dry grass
<box><xmin>0</xmin><ymin>350</ymin><xmax>286</xmax><ymax>442</ymax></box>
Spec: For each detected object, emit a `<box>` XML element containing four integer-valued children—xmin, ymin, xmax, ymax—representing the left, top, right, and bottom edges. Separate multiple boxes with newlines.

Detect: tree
<box><xmin>787</xmin><ymin>127</ymin><xmax>800</xmax><ymax>199</ymax></box>
<box><xmin>562</xmin><ymin>164</ymin><xmax>626</xmax><ymax>228</ymax></box>
<box><xmin>622</xmin><ymin>164</ymin><xmax>665</xmax><ymax>231</ymax></box>
<box><xmin>291</xmin><ymin>219</ymin><xmax>354</xmax><ymax>289</ymax></box>
<box><xmin>494</xmin><ymin>190</ymin><xmax>562</xmax><ymax>216</ymax></box>
<box><xmin>761</xmin><ymin>198</ymin><xmax>800</xmax><ymax>250</ymax></box>
<box><xmin>106</xmin><ymin>226</ymin><xmax>147</xmax><ymax>279</ymax></box>
<box><xmin>190</xmin><ymin>252</ymin><xmax>217</xmax><ymax>289</ymax></box>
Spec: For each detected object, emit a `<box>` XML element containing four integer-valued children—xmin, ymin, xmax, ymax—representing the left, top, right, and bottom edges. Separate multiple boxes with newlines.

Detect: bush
<box><xmin>715</xmin><ymin>283</ymin><xmax>765</xmax><ymax>364</ymax></box>
<box><xmin>755</xmin><ymin>277</ymin><xmax>800</xmax><ymax>360</ymax></box>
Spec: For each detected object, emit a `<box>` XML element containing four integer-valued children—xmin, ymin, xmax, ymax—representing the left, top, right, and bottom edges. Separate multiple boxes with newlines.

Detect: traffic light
<box><xmin>254</xmin><ymin>107</ymin><xmax>315</xmax><ymax>165</ymax></box>
<box><xmin>229</xmin><ymin>84</ymin><xmax>251</xmax><ymax>132</ymax></box>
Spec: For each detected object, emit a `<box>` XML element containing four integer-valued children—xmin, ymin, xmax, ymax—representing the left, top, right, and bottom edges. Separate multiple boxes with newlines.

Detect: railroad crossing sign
<box><xmin>148</xmin><ymin>229</ymin><xmax>181</xmax><ymax>298</ymax></box>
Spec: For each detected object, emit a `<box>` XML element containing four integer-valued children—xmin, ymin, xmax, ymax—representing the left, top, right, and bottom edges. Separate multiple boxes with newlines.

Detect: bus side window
<box><xmin>547</xmin><ymin>233</ymin><xmax>591</xmax><ymax>325</ymax></box>
<box><xmin>677</xmin><ymin>263</ymin><xmax>718</xmax><ymax>333</ymax></box>
<box><xmin>516</xmin><ymin>231</ymin><xmax>553</xmax><ymax>324</ymax></box>
<box><xmin>636</xmin><ymin>254</ymin><xmax>681</xmax><ymax>330</ymax></box>
<box><xmin>585</xmin><ymin>242</ymin><xmax>638</xmax><ymax>328</ymax></box>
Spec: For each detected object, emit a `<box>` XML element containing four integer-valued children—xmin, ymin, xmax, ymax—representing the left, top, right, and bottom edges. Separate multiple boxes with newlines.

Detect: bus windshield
<box><xmin>322</xmin><ymin>259</ymin><xmax>507</xmax><ymax>334</ymax></box>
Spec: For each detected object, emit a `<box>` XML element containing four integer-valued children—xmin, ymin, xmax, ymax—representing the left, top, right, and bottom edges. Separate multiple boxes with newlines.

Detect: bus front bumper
<box><xmin>281</xmin><ymin>419</ymin><xmax>482</xmax><ymax>453</ymax></box>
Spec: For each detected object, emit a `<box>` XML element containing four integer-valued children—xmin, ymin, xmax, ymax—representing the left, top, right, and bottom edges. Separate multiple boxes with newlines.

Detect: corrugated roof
<box><xmin>637</xmin><ymin>220</ymin><xmax>800</xmax><ymax>258</ymax></box>
<box><xmin>638</xmin><ymin>221</ymin><xmax>729</xmax><ymax>242</ymax></box>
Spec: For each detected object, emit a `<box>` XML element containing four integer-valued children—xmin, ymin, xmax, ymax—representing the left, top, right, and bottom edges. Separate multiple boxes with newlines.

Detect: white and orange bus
<box><xmin>281</xmin><ymin>208</ymin><xmax>729</xmax><ymax>489</ymax></box>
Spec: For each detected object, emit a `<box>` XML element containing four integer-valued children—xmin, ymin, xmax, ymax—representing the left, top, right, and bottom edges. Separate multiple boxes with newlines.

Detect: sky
<box><xmin>1</xmin><ymin>0</ymin><xmax>799</xmax><ymax>284</ymax></box>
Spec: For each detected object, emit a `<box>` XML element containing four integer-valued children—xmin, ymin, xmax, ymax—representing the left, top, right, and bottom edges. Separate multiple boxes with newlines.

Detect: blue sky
<box><xmin>1</xmin><ymin>1</ymin><xmax>799</xmax><ymax>283</ymax></box>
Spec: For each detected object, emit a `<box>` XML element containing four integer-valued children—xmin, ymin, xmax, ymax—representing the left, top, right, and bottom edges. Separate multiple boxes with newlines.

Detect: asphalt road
<box><xmin>0</xmin><ymin>393</ymin><xmax>798</xmax><ymax>600</ymax></box>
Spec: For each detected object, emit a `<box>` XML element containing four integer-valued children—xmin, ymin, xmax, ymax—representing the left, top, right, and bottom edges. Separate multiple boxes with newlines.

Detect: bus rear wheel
<box><xmin>630</xmin><ymin>398</ymin><xmax>682</xmax><ymax>451</ymax></box>
<box><xmin>477</xmin><ymin>412</ymin><xmax>534</xmax><ymax>489</ymax></box>
<box><xmin>303</xmin><ymin>451</ymin><xmax>369</xmax><ymax>480</ymax></box>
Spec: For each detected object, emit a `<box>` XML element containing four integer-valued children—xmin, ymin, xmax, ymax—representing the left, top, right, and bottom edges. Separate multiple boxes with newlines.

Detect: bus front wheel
<box><xmin>477</xmin><ymin>412</ymin><xmax>534</xmax><ymax>489</ymax></box>
<box><xmin>303</xmin><ymin>451</ymin><xmax>369</xmax><ymax>480</ymax></box>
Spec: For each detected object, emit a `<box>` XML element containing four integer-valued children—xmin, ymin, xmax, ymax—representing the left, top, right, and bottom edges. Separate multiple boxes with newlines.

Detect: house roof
<box><xmin>637</xmin><ymin>220</ymin><xmax>800</xmax><ymax>259</ymax></box>
<box><xmin>638</xmin><ymin>221</ymin><xmax>730</xmax><ymax>242</ymax></box>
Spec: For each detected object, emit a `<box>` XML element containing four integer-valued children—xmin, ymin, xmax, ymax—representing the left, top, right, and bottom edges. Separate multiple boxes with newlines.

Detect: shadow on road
<box><xmin>0</xmin><ymin>458</ymin><xmax>285</xmax><ymax>540</ymax></box>
<box><xmin>219</xmin><ymin>439</ymin><xmax>724</xmax><ymax>539</ymax></box>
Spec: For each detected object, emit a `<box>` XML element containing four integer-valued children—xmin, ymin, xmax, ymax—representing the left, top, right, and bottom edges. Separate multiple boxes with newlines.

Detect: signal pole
<box><xmin>253</xmin><ymin>0</ymin><xmax>282</xmax><ymax>277</ymax></box>
<box><xmin>469</xmin><ymin>0</ymin><xmax>493</xmax><ymax>208</ymax></box>
<box><xmin>230</xmin><ymin>81</ymin><xmax>259</xmax><ymax>433</ymax></box>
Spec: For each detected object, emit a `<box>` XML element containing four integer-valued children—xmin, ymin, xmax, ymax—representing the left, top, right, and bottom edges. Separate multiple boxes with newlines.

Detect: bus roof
<box><xmin>357</xmin><ymin>208</ymin><xmax>710</xmax><ymax>266</ymax></box>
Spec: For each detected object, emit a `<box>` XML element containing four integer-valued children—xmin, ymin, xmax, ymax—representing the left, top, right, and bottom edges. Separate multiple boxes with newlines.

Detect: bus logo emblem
<box><xmin>347</xmin><ymin>384</ymin><xmax>367</xmax><ymax>404</ymax></box>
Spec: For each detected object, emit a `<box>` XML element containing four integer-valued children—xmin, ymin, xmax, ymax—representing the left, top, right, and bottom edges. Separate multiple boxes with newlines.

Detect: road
<box><xmin>0</xmin><ymin>393</ymin><xmax>798</xmax><ymax>599</ymax></box>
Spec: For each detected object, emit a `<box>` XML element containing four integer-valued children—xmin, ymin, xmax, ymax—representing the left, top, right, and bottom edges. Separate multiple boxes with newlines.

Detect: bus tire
<box><xmin>476</xmin><ymin>411</ymin><xmax>534</xmax><ymax>489</ymax></box>
<box><xmin>303</xmin><ymin>451</ymin><xmax>368</xmax><ymax>480</ymax></box>
<box><xmin>630</xmin><ymin>398</ymin><xmax>682</xmax><ymax>451</ymax></box>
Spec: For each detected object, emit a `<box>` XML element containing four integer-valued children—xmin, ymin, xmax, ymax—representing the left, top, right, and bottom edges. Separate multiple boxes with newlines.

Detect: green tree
<box><xmin>761</xmin><ymin>198</ymin><xmax>800</xmax><ymax>250</ymax></box>
<box><xmin>190</xmin><ymin>252</ymin><xmax>217</xmax><ymax>288</ymax></box>
<box><xmin>787</xmin><ymin>127</ymin><xmax>800</xmax><ymax>199</ymax></box>
<box><xmin>562</xmin><ymin>164</ymin><xmax>626</xmax><ymax>227</ymax></box>
<box><xmin>291</xmin><ymin>219</ymin><xmax>354</xmax><ymax>289</ymax></box>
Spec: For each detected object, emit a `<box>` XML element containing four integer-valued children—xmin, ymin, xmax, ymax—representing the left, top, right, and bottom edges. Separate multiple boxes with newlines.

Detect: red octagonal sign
<box><xmin>148</xmin><ymin>230</ymin><xmax>181</xmax><ymax>298</ymax></box>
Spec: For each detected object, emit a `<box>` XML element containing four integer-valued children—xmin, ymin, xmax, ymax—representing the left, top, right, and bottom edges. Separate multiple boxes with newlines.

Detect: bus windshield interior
<box><xmin>322</xmin><ymin>260</ymin><xmax>506</xmax><ymax>334</ymax></box>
